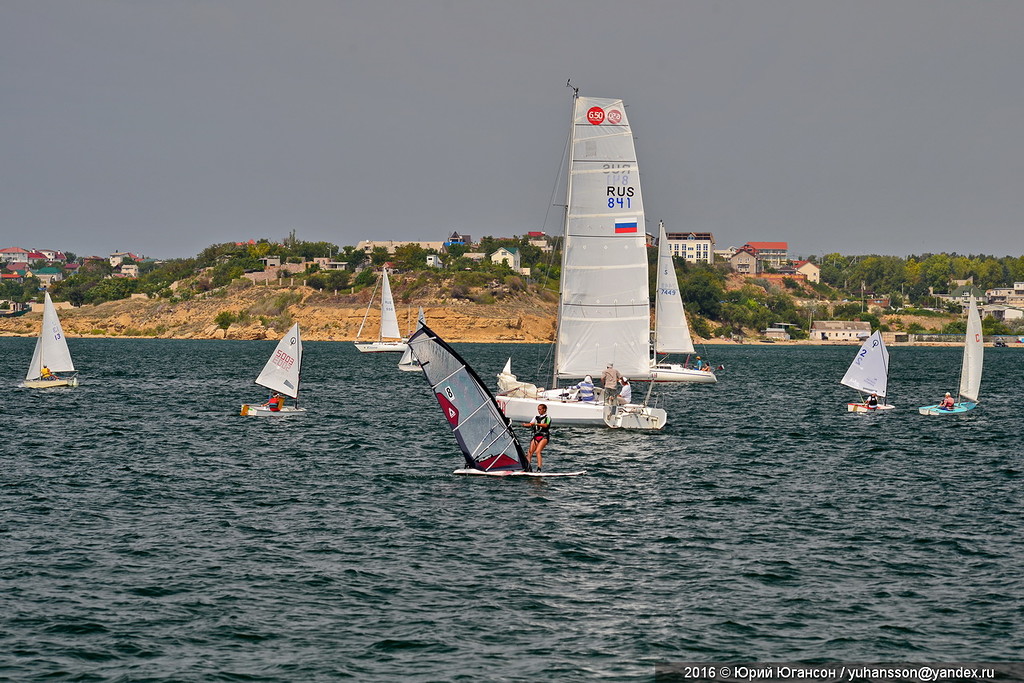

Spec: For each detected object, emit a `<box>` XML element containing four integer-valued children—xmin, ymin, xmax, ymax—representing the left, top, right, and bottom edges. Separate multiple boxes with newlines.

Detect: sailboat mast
<box><xmin>551</xmin><ymin>88</ymin><xmax>578</xmax><ymax>388</ymax></box>
<box><xmin>355</xmin><ymin>272</ymin><xmax>382</xmax><ymax>340</ymax></box>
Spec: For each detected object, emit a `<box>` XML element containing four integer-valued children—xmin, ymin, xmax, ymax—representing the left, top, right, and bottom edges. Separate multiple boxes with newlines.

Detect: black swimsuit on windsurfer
<box><xmin>531</xmin><ymin>414</ymin><xmax>551</xmax><ymax>442</ymax></box>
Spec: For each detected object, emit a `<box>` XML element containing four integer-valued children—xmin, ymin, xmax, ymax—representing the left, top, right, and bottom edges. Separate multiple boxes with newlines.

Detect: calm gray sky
<box><xmin>2</xmin><ymin>1</ymin><xmax>1022</xmax><ymax>259</ymax></box>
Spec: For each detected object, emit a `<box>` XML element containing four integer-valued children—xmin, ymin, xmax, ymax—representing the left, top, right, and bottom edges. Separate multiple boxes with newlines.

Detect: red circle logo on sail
<box><xmin>606</xmin><ymin>109</ymin><xmax>622</xmax><ymax>124</ymax></box>
<box><xmin>587</xmin><ymin>107</ymin><xmax>605</xmax><ymax>125</ymax></box>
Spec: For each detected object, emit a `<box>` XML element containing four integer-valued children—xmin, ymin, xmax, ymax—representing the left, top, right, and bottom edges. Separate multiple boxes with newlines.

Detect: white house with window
<box><xmin>490</xmin><ymin>246</ymin><xmax>522</xmax><ymax>271</ymax></box>
<box><xmin>664</xmin><ymin>230</ymin><xmax>715</xmax><ymax>264</ymax></box>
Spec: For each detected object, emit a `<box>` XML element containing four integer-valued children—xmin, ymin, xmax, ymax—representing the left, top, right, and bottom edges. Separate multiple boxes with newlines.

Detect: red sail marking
<box><xmin>477</xmin><ymin>453</ymin><xmax>521</xmax><ymax>471</ymax></box>
<box><xmin>436</xmin><ymin>392</ymin><xmax>459</xmax><ymax>426</ymax></box>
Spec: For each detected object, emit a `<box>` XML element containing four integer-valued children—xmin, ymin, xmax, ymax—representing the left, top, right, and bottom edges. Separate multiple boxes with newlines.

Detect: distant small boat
<box><xmin>354</xmin><ymin>268</ymin><xmax>408</xmax><ymax>353</ymax></box>
<box><xmin>841</xmin><ymin>331</ymin><xmax>894</xmax><ymax>412</ymax></box>
<box><xmin>918</xmin><ymin>296</ymin><xmax>983</xmax><ymax>415</ymax></box>
<box><xmin>397</xmin><ymin>307</ymin><xmax>426</xmax><ymax>372</ymax></box>
<box><xmin>241</xmin><ymin>323</ymin><xmax>307</xmax><ymax>416</ymax></box>
<box><xmin>23</xmin><ymin>292</ymin><xmax>78</xmax><ymax>389</ymax></box>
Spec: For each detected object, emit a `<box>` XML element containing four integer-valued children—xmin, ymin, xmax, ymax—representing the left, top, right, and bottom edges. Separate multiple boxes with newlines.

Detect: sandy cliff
<box><xmin>0</xmin><ymin>286</ymin><xmax>558</xmax><ymax>342</ymax></box>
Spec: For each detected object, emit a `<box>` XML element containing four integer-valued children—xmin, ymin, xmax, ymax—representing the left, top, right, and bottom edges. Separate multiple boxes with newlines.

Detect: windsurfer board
<box><xmin>453</xmin><ymin>469</ymin><xmax>586</xmax><ymax>478</ymax></box>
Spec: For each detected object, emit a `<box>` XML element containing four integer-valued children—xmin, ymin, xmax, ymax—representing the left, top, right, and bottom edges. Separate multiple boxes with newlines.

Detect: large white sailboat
<box><xmin>496</xmin><ymin>92</ymin><xmax>667</xmax><ymax>430</ymax></box>
<box><xmin>354</xmin><ymin>268</ymin><xmax>408</xmax><ymax>353</ymax></box>
<box><xmin>24</xmin><ymin>292</ymin><xmax>78</xmax><ymax>389</ymax></box>
<box><xmin>841</xmin><ymin>330</ymin><xmax>895</xmax><ymax>412</ymax></box>
<box><xmin>918</xmin><ymin>295</ymin><xmax>983</xmax><ymax>415</ymax></box>
<box><xmin>241</xmin><ymin>323</ymin><xmax>307</xmax><ymax>416</ymax></box>
<box><xmin>649</xmin><ymin>222</ymin><xmax>717</xmax><ymax>384</ymax></box>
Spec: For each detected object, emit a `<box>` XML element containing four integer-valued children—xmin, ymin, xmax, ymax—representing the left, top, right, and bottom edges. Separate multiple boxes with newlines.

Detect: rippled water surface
<box><xmin>2</xmin><ymin>339</ymin><xmax>1022</xmax><ymax>680</ymax></box>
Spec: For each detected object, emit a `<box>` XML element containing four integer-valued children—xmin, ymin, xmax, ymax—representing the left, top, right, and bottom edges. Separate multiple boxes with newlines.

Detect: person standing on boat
<box><xmin>939</xmin><ymin>392</ymin><xmax>955</xmax><ymax>410</ymax></box>
<box><xmin>601</xmin><ymin>363</ymin><xmax>622</xmax><ymax>405</ymax></box>
<box><xmin>617</xmin><ymin>377</ymin><xmax>632</xmax><ymax>405</ymax></box>
<box><xmin>572</xmin><ymin>375</ymin><xmax>596</xmax><ymax>402</ymax></box>
<box><xmin>522</xmin><ymin>404</ymin><xmax>550</xmax><ymax>472</ymax></box>
<box><xmin>867</xmin><ymin>393</ymin><xmax>879</xmax><ymax>409</ymax></box>
<box><xmin>694</xmin><ymin>356</ymin><xmax>704</xmax><ymax>370</ymax></box>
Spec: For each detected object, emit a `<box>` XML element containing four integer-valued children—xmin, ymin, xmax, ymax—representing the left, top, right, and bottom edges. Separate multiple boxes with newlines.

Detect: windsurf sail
<box><xmin>255</xmin><ymin>323</ymin><xmax>302</xmax><ymax>398</ymax></box>
<box><xmin>409</xmin><ymin>325</ymin><xmax>528</xmax><ymax>472</ymax></box>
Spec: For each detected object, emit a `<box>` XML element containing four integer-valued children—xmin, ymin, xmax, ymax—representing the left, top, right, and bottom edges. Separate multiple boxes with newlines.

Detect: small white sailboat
<box><xmin>496</xmin><ymin>92</ymin><xmax>667</xmax><ymax>430</ymax></box>
<box><xmin>397</xmin><ymin>307</ymin><xmax>426</xmax><ymax>371</ymax></box>
<box><xmin>23</xmin><ymin>292</ymin><xmax>78</xmax><ymax>389</ymax></box>
<box><xmin>354</xmin><ymin>268</ymin><xmax>408</xmax><ymax>353</ymax></box>
<box><xmin>409</xmin><ymin>324</ymin><xmax>584</xmax><ymax>477</ymax></box>
<box><xmin>841</xmin><ymin>330</ymin><xmax>895</xmax><ymax>412</ymax></box>
<box><xmin>919</xmin><ymin>295</ymin><xmax>983</xmax><ymax>415</ymax></box>
<box><xmin>649</xmin><ymin>221</ymin><xmax>717</xmax><ymax>384</ymax></box>
<box><xmin>240</xmin><ymin>323</ymin><xmax>307</xmax><ymax>416</ymax></box>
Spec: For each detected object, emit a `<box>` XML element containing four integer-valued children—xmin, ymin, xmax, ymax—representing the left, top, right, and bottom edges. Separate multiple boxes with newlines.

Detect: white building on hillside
<box><xmin>663</xmin><ymin>228</ymin><xmax>715</xmax><ymax>264</ymax></box>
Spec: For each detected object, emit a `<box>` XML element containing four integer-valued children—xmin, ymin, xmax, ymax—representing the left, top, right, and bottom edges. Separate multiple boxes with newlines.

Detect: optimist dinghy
<box><xmin>240</xmin><ymin>323</ymin><xmax>307</xmax><ymax>416</ymax></box>
<box><xmin>841</xmin><ymin>331</ymin><xmax>895</xmax><ymax>412</ymax></box>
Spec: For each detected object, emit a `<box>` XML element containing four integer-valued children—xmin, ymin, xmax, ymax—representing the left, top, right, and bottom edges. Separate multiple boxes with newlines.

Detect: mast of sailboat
<box><xmin>355</xmin><ymin>271</ymin><xmax>382</xmax><ymax>341</ymax></box>
<box><xmin>551</xmin><ymin>83</ymin><xmax>579</xmax><ymax>388</ymax></box>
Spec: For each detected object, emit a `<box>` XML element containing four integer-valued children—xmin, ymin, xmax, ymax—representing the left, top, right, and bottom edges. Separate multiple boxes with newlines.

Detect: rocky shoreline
<box><xmin>2</xmin><ymin>285</ymin><xmax>1017</xmax><ymax>348</ymax></box>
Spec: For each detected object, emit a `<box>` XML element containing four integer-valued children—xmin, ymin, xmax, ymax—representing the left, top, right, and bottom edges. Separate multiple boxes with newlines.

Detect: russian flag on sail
<box><xmin>614</xmin><ymin>218</ymin><xmax>638</xmax><ymax>234</ymax></box>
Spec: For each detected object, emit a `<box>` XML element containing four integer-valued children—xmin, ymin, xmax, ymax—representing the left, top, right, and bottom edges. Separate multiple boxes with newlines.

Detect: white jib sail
<box><xmin>399</xmin><ymin>308</ymin><xmax>427</xmax><ymax>365</ymax></box>
<box><xmin>840</xmin><ymin>330</ymin><xmax>889</xmax><ymax>398</ymax></box>
<box><xmin>655</xmin><ymin>222</ymin><xmax>695</xmax><ymax>355</ymax></box>
<box><xmin>379</xmin><ymin>269</ymin><xmax>402</xmax><ymax>340</ymax></box>
<box><xmin>959</xmin><ymin>296</ymin><xmax>983</xmax><ymax>402</ymax></box>
<box><xmin>26</xmin><ymin>292</ymin><xmax>75</xmax><ymax>380</ymax></box>
<box><xmin>556</xmin><ymin>95</ymin><xmax>651</xmax><ymax>379</ymax></box>
<box><xmin>255</xmin><ymin>323</ymin><xmax>302</xmax><ymax>398</ymax></box>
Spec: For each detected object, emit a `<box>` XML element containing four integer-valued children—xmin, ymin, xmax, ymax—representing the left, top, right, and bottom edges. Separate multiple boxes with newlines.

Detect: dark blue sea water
<box><xmin>2</xmin><ymin>338</ymin><xmax>1022</xmax><ymax>681</ymax></box>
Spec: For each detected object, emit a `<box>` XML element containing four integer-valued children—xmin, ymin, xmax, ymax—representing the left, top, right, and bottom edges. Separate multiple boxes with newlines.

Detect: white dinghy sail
<box><xmin>398</xmin><ymin>307</ymin><xmax>426</xmax><ymax>371</ymax></box>
<box><xmin>918</xmin><ymin>295</ymin><xmax>983</xmax><ymax>415</ymax></box>
<box><xmin>355</xmin><ymin>268</ymin><xmax>408</xmax><ymax>353</ymax></box>
<box><xmin>24</xmin><ymin>292</ymin><xmax>78</xmax><ymax>389</ymax></box>
<box><xmin>241</xmin><ymin>323</ymin><xmax>307</xmax><ymax>416</ymax></box>
<box><xmin>649</xmin><ymin>221</ymin><xmax>716</xmax><ymax>384</ymax></box>
<box><xmin>841</xmin><ymin>330</ymin><xmax>894</xmax><ymax>412</ymax></box>
<box><xmin>496</xmin><ymin>91</ymin><xmax>666</xmax><ymax>429</ymax></box>
<box><xmin>409</xmin><ymin>325</ymin><xmax>583</xmax><ymax>477</ymax></box>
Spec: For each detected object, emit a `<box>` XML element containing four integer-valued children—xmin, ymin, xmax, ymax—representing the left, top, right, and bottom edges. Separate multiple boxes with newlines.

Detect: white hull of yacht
<box><xmin>497</xmin><ymin>368</ymin><xmax>666</xmax><ymax>429</ymax></box>
<box><xmin>354</xmin><ymin>341</ymin><xmax>408</xmax><ymax>353</ymax></box>
<box><xmin>495</xmin><ymin>393</ymin><xmax>666</xmax><ymax>429</ymax></box>
<box><xmin>649</xmin><ymin>363</ymin><xmax>717</xmax><ymax>384</ymax></box>
<box><xmin>397</xmin><ymin>361</ymin><xmax>422</xmax><ymax>372</ymax></box>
